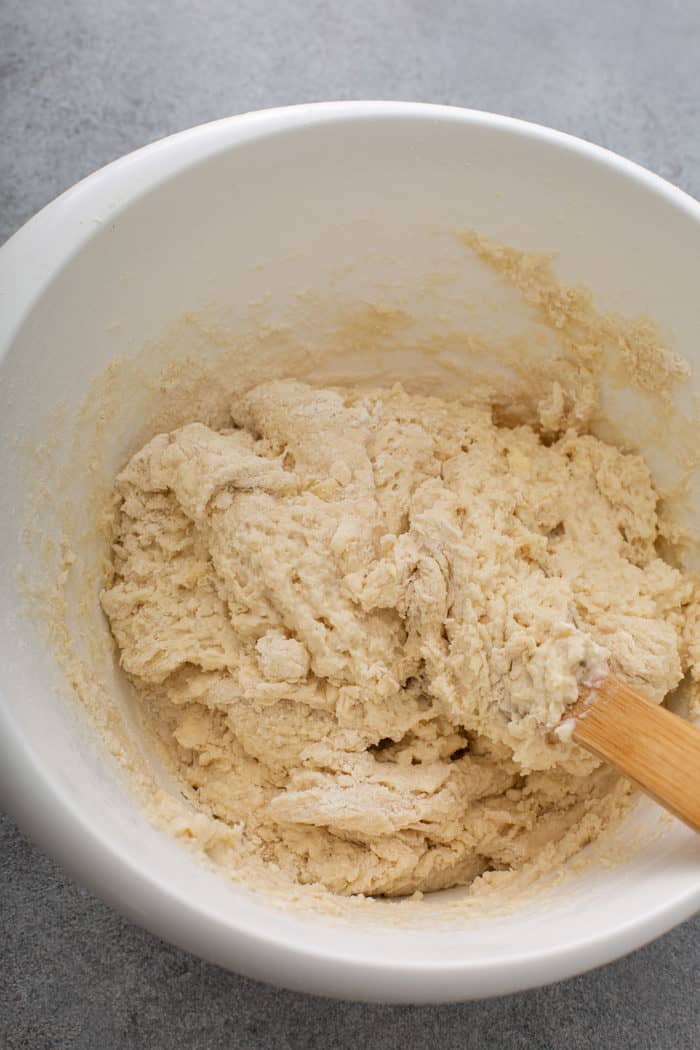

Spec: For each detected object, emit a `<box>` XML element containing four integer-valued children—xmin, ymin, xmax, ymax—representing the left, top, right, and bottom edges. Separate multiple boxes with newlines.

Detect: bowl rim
<box><xmin>1</xmin><ymin>101</ymin><xmax>699</xmax><ymax>1003</ymax></box>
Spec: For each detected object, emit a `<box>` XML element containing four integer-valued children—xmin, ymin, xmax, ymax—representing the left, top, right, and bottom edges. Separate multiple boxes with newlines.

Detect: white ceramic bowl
<box><xmin>1</xmin><ymin>102</ymin><xmax>699</xmax><ymax>1003</ymax></box>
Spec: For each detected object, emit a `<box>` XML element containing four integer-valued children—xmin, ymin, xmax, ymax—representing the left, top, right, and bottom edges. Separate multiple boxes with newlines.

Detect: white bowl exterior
<box><xmin>1</xmin><ymin>103</ymin><xmax>699</xmax><ymax>1002</ymax></box>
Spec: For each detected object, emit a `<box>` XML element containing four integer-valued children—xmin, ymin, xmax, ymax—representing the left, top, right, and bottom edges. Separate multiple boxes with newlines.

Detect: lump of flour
<box><xmin>101</xmin><ymin>380</ymin><xmax>696</xmax><ymax>896</ymax></box>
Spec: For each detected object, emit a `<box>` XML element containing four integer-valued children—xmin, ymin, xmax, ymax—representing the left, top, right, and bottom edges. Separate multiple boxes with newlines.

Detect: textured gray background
<box><xmin>1</xmin><ymin>1</ymin><xmax>699</xmax><ymax>1046</ymax></box>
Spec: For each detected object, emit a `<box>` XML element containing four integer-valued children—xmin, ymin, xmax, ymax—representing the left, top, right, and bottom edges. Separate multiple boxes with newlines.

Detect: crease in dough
<box><xmin>101</xmin><ymin>379</ymin><xmax>699</xmax><ymax>897</ymax></box>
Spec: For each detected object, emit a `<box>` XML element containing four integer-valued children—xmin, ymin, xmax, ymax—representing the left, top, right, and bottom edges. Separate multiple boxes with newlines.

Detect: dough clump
<box><xmin>101</xmin><ymin>380</ymin><xmax>694</xmax><ymax>895</ymax></box>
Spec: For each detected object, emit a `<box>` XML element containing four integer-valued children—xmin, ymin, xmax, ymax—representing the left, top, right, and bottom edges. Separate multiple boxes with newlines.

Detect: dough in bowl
<box><xmin>101</xmin><ymin>379</ymin><xmax>697</xmax><ymax>895</ymax></box>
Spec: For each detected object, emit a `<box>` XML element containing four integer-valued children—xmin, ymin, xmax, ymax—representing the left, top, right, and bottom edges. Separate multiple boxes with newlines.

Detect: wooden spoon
<box><xmin>565</xmin><ymin>673</ymin><xmax>700</xmax><ymax>832</ymax></box>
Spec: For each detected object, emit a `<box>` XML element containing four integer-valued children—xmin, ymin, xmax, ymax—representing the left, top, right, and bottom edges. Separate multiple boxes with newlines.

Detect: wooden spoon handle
<box><xmin>570</xmin><ymin>674</ymin><xmax>700</xmax><ymax>832</ymax></box>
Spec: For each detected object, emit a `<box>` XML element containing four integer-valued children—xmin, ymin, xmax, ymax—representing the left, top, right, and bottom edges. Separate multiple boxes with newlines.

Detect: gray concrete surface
<box><xmin>1</xmin><ymin>0</ymin><xmax>699</xmax><ymax>1046</ymax></box>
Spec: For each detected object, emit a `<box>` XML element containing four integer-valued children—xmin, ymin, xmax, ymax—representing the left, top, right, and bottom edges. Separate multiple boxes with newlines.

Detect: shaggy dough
<box><xmin>101</xmin><ymin>380</ymin><xmax>695</xmax><ymax>896</ymax></box>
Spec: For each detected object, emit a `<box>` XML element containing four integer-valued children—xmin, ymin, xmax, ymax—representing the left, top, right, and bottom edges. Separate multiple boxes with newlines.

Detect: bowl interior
<box><xmin>1</xmin><ymin>105</ymin><xmax>699</xmax><ymax>1002</ymax></box>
